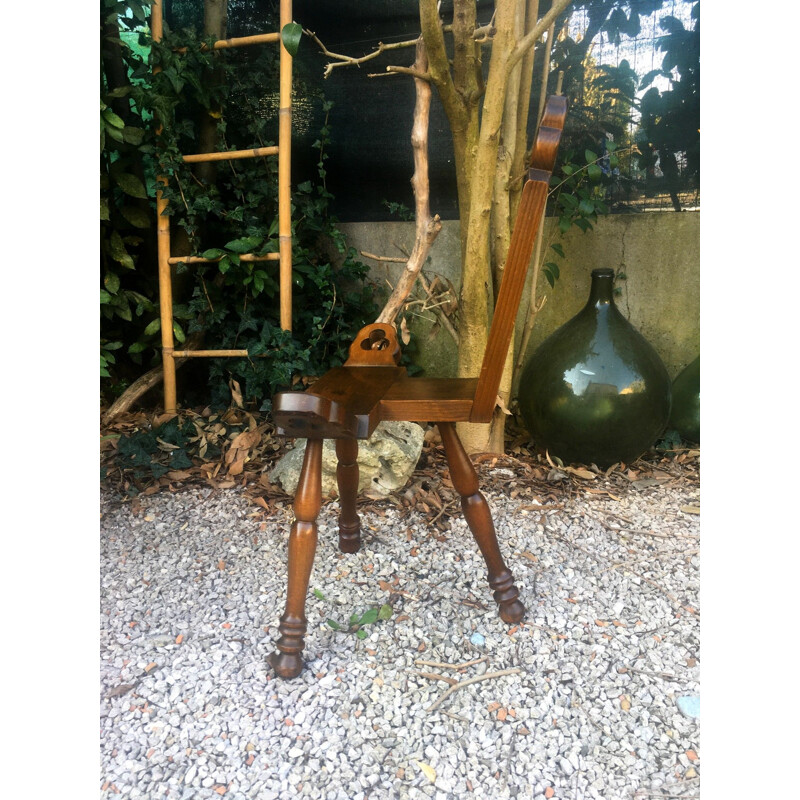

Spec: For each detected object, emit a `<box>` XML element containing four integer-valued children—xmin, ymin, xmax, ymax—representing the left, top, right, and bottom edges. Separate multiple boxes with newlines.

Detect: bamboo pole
<box><xmin>210</xmin><ymin>31</ymin><xmax>280</xmax><ymax>48</ymax></box>
<box><xmin>181</xmin><ymin>145</ymin><xmax>279</xmax><ymax>163</ymax></box>
<box><xmin>168</xmin><ymin>253</ymin><xmax>280</xmax><ymax>265</ymax></box>
<box><xmin>151</xmin><ymin>0</ymin><xmax>178</xmax><ymax>413</ymax></box>
<box><xmin>175</xmin><ymin>32</ymin><xmax>280</xmax><ymax>52</ymax></box>
<box><xmin>171</xmin><ymin>349</ymin><xmax>249</xmax><ymax>357</ymax></box>
<box><xmin>278</xmin><ymin>0</ymin><xmax>293</xmax><ymax>330</ymax></box>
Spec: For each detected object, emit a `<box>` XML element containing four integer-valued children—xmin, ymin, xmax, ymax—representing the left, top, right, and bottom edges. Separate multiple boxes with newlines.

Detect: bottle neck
<box><xmin>587</xmin><ymin>269</ymin><xmax>615</xmax><ymax>306</ymax></box>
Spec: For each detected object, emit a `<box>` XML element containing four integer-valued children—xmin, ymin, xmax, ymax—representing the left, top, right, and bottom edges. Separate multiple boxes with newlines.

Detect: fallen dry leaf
<box><xmin>686</xmin><ymin>749</ymin><xmax>698</xmax><ymax>761</ymax></box>
<box><xmin>545</xmin><ymin>788</ymin><xmax>555</xmax><ymax>798</ymax></box>
<box><xmin>620</xmin><ymin>695</ymin><xmax>631</xmax><ymax>711</ymax></box>
<box><xmin>229</xmin><ymin>429</ymin><xmax>261</xmax><ymax>451</ymax></box>
<box><xmin>144</xmin><ymin>662</ymin><xmax>157</xmax><ymax>673</ymax></box>
<box><xmin>565</xmin><ymin>466</ymin><xmax>596</xmax><ymax>480</ymax></box>
<box><xmin>175</xmin><ymin>634</ymin><xmax>184</xmax><ymax>644</ymax></box>
<box><xmin>416</xmin><ymin>761</ymin><xmax>436</xmax><ymax>783</ymax></box>
<box><xmin>227</xmin><ymin>456</ymin><xmax>246</xmax><ymax>476</ymax></box>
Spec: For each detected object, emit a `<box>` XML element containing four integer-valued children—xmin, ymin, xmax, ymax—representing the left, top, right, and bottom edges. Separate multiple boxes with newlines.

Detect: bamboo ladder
<box><xmin>150</xmin><ymin>0</ymin><xmax>294</xmax><ymax>413</ymax></box>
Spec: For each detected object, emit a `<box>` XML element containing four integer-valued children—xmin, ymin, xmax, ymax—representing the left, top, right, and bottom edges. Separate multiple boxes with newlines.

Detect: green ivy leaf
<box><xmin>105</xmin><ymin>125</ymin><xmax>124</xmax><ymax>143</ymax></box>
<box><xmin>114</xmin><ymin>172</ymin><xmax>148</xmax><ymax>199</ymax></box>
<box><xmin>587</xmin><ymin>164</ymin><xmax>602</xmax><ymax>182</ymax></box>
<box><xmin>281</xmin><ymin>22</ymin><xmax>303</xmax><ymax>57</ymax></box>
<box><xmin>122</xmin><ymin>126</ymin><xmax>145</xmax><ymax>146</ymax></box>
<box><xmin>544</xmin><ymin>262</ymin><xmax>560</xmax><ymax>281</ymax></box>
<box><xmin>102</xmin><ymin>108</ymin><xmax>125</xmax><ymax>129</ymax></box>
<box><xmin>544</xmin><ymin>268</ymin><xmax>556</xmax><ymax>288</ymax></box>
<box><xmin>201</xmin><ymin>248</ymin><xmax>225</xmax><ymax>260</ymax></box>
<box><xmin>224</xmin><ymin>236</ymin><xmax>263</xmax><ymax>254</ymax></box>
<box><xmin>109</xmin><ymin>230</ymin><xmax>135</xmax><ymax>268</ymax></box>
<box><xmin>143</xmin><ymin>318</ymin><xmax>161</xmax><ymax>336</ymax></box>
<box><xmin>313</xmin><ymin>589</ymin><xmax>326</xmax><ymax>600</ymax></box>
<box><xmin>550</xmin><ymin>243</ymin><xmax>565</xmax><ymax>258</ymax></box>
<box><xmin>585</xmin><ymin>149</ymin><xmax>598</xmax><ymax>164</ymax></box>
<box><xmin>359</xmin><ymin>608</ymin><xmax>379</xmax><ymax>626</ymax></box>
<box><xmin>120</xmin><ymin>205</ymin><xmax>151</xmax><ymax>229</ymax></box>
<box><xmin>558</xmin><ymin>193</ymin><xmax>578</xmax><ymax>209</ymax></box>
<box><xmin>327</xmin><ymin>619</ymin><xmax>341</xmax><ymax>630</ymax></box>
<box><xmin>104</xmin><ymin>272</ymin><xmax>121</xmax><ymax>294</ymax></box>
<box><xmin>173</xmin><ymin>321</ymin><xmax>186</xmax><ymax>343</ymax></box>
<box><xmin>378</xmin><ymin>604</ymin><xmax>393</xmax><ymax>621</ymax></box>
<box><xmin>355</xmin><ymin>628</ymin><xmax>368</xmax><ymax>640</ymax></box>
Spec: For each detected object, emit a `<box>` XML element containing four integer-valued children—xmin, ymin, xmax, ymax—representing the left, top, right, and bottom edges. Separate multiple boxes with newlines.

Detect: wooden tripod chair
<box><xmin>269</xmin><ymin>96</ymin><xmax>567</xmax><ymax>679</ymax></box>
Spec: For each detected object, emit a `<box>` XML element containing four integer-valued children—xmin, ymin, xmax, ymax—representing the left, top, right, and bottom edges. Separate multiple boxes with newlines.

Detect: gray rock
<box><xmin>268</xmin><ymin>420</ymin><xmax>425</xmax><ymax>497</ymax></box>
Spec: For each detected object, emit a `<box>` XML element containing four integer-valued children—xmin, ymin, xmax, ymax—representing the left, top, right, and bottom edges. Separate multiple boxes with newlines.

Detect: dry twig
<box><xmin>415</xmin><ymin>656</ymin><xmax>488</xmax><ymax>671</ymax></box>
<box><xmin>426</xmin><ymin>668</ymin><xmax>522</xmax><ymax>713</ymax></box>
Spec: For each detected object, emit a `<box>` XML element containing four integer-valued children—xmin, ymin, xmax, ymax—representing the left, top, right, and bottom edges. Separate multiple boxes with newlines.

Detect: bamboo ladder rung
<box><xmin>168</xmin><ymin>253</ymin><xmax>281</xmax><ymax>265</ymax></box>
<box><xmin>173</xmin><ymin>32</ymin><xmax>281</xmax><ymax>53</ymax></box>
<box><xmin>172</xmin><ymin>350</ymin><xmax>250</xmax><ymax>358</ymax></box>
<box><xmin>180</xmin><ymin>146</ymin><xmax>279</xmax><ymax>164</ymax></box>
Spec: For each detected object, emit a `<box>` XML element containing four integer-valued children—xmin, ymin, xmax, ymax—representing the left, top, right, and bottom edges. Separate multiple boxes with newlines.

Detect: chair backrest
<box><xmin>470</xmin><ymin>95</ymin><xmax>567</xmax><ymax>423</ymax></box>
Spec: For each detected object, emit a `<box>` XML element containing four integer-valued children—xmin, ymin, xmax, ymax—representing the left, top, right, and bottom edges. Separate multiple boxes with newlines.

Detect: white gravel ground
<box><xmin>100</xmin><ymin>467</ymin><xmax>700</xmax><ymax>800</ymax></box>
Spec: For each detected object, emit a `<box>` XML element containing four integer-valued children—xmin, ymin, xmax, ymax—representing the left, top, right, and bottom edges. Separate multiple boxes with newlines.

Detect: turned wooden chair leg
<box><xmin>335</xmin><ymin>438</ymin><xmax>361</xmax><ymax>553</ymax></box>
<box><xmin>438</xmin><ymin>422</ymin><xmax>525</xmax><ymax>624</ymax></box>
<box><xmin>270</xmin><ymin>438</ymin><xmax>323</xmax><ymax>679</ymax></box>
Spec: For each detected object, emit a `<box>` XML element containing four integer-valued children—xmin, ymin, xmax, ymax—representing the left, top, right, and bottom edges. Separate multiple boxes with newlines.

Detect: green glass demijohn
<box><xmin>668</xmin><ymin>356</ymin><xmax>700</xmax><ymax>443</ymax></box>
<box><xmin>518</xmin><ymin>268</ymin><xmax>671</xmax><ymax>468</ymax></box>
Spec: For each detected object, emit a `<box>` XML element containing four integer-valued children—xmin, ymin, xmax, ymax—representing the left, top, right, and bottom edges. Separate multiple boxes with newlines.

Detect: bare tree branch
<box><xmin>376</xmin><ymin>37</ymin><xmax>442</xmax><ymax>325</ymax></box>
<box><xmin>304</xmin><ymin>28</ymin><xmax>421</xmax><ymax>78</ymax></box>
<box><xmin>508</xmin><ymin>0</ymin><xmax>572</xmax><ymax>71</ymax></box>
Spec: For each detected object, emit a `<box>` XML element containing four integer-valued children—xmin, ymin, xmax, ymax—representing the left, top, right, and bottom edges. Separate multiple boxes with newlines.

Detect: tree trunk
<box><xmin>195</xmin><ymin>0</ymin><xmax>228</xmax><ymax>187</ymax></box>
<box><xmin>455</xmin><ymin>0</ymin><xmax>518</xmax><ymax>454</ymax></box>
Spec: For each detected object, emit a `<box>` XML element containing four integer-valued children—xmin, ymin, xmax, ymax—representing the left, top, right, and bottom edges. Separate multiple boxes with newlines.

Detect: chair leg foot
<box><xmin>336</xmin><ymin>438</ymin><xmax>361</xmax><ymax>553</ymax></box>
<box><xmin>270</xmin><ymin>439</ymin><xmax>323</xmax><ymax>680</ymax></box>
<box><xmin>269</xmin><ymin>638</ymin><xmax>305</xmax><ymax>679</ymax></box>
<box><xmin>439</xmin><ymin>423</ymin><xmax>526</xmax><ymax>625</ymax></box>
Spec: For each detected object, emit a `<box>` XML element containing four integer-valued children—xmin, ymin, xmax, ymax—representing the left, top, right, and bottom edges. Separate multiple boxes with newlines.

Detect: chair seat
<box><xmin>379</xmin><ymin>375</ymin><xmax>478</xmax><ymax>422</ymax></box>
<box><xmin>273</xmin><ymin>367</ymin><xmax>480</xmax><ymax>439</ymax></box>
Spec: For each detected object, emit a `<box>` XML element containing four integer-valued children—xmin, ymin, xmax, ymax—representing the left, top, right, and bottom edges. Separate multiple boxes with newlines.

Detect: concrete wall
<box><xmin>339</xmin><ymin>212</ymin><xmax>699</xmax><ymax>388</ymax></box>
